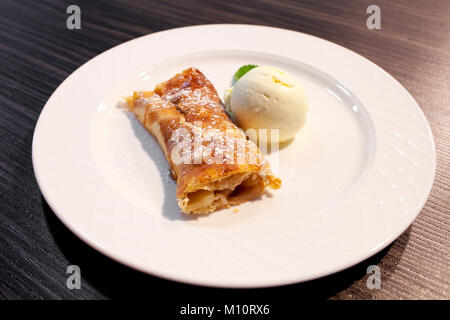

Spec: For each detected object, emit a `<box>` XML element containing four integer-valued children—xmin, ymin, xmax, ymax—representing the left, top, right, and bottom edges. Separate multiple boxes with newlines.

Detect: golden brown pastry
<box><xmin>126</xmin><ymin>68</ymin><xmax>281</xmax><ymax>214</ymax></box>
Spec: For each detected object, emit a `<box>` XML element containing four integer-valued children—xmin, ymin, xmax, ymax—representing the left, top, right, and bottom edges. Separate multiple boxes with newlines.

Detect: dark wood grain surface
<box><xmin>0</xmin><ymin>0</ymin><xmax>449</xmax><ymax>300</ymax></box>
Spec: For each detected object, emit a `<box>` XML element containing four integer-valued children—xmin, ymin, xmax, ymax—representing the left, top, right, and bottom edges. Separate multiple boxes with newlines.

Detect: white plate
<box><xmin>33</xmin><ymin>25</ymin><xmax>436</xmax><ymax>288</ymax></box>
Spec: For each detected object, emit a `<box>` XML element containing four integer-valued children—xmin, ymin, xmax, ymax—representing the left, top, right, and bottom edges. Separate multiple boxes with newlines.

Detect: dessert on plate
<box><xmin>125</xmin><ymin>68</ymin><xmax>281</xmax><ymax>214</ymax></box>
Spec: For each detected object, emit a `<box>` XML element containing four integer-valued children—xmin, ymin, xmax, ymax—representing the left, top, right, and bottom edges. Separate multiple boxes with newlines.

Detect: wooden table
<box><xmin>0</xmin><ymin>0</ymin><xmax>448</xmax><ymax>300</ymax></box>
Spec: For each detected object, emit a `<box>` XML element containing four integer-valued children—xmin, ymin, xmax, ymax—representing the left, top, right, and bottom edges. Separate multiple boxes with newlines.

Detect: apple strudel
<box><xmin>126</xmin><ymin>68</ymin><xmax>281</xmax><ymax>214</ymax></box>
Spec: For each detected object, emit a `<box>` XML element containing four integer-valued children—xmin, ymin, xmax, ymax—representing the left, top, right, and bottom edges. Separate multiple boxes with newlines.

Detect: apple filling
<box><xmin>184</xmin><ymin>173</ymin><xmax>265</xmax><ymax>213</ymax></box>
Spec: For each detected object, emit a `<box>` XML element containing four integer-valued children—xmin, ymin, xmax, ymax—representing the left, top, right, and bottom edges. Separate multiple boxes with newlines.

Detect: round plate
<box><xmin>32</xmin><ymin>25</ymin><xmax>436</xmax><ymax>287</ymax></box>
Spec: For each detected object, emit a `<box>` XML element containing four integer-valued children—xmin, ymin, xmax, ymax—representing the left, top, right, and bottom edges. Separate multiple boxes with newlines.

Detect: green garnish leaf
<box><xmin>234</xmin><ymin>64</ymin><xmax>258</xmax><ymax>81</ymax></box>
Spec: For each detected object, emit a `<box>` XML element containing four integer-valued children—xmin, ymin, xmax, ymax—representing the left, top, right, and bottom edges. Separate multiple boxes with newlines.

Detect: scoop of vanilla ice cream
<box><xmin>229</xmin><ymin>66</ymin><xmax>309</xmax><ymax>143</ymax></box>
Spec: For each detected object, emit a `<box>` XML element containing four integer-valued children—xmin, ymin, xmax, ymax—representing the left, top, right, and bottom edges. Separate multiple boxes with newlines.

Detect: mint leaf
<box><xmin>234</xmin><ymin>64</ymin><xmax>258</xmax><ymax>82</ymax></box>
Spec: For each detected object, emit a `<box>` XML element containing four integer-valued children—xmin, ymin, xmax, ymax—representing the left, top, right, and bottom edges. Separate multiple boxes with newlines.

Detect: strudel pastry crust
<box><xmin>126</xmin><ymin>68</ymin><xmax>281</xmax><ymax>214</ymax></box>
